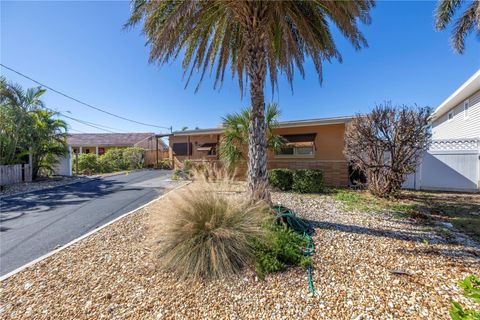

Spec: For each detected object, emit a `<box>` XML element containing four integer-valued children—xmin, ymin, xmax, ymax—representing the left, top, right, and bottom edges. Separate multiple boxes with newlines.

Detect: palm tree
<box><xmin>29</xmin><ymin>109</ymin><xmax>68</xmax><ymax>179</ymax></box>
<box><xmin>0</xmin><ymin>77</ymin><xmax>68</xmax><ymax>178</ymax></box>
<box><xmin>126</xmin><ymin>0</ymin><xmax>374</xmax><ymax>202</ymax></box>
<box><xmin>220</xmin><ymin>103</ymin><xmax>284</xmax><ymax>170</ymax></box>
<box><xmin>0</xmin><ymin>78</ymin><xmax>46</xmax><ymax>165</ymax></box>
<box><xmin>435</xmin><ymin>0</ymin><xmax>480</xmax><ymax>53</ymax></box>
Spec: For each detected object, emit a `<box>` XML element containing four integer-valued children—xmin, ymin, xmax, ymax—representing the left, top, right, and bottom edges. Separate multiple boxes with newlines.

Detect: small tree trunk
<box><xmin>245</xmin><ymin>25</ymin><xmax>270</xmax><ymax>204</ymax></box>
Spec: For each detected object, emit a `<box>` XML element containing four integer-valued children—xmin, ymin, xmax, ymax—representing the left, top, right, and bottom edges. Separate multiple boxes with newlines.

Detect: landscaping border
<box><xmin>0</xmin><ymin>180</ymin><xmax>189</xmax><ymax>281</ymax></box>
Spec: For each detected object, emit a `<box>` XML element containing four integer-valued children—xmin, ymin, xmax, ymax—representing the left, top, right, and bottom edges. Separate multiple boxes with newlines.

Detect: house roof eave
<box><xmin>431</xmin><ymin>69</ymin><xmax>480</xmax><ymax>121</ymax></box>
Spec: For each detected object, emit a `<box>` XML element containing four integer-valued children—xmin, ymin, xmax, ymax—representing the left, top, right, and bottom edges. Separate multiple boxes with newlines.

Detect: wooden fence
<box><xmin>144</xmin><ymin>150</ymin><xmax>170</xmax><ymax>167</ymax></box>
<box><xmin>0</xmin><ymin>164</ymin><xmax>32</xmax><ymax>186</ymax></box>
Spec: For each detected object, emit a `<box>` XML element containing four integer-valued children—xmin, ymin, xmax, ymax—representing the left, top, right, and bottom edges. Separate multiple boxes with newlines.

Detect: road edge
<box><xmin>0</xmin><ymin>180</ymin><xmax>190</xmax><ymax>282</ymax></box>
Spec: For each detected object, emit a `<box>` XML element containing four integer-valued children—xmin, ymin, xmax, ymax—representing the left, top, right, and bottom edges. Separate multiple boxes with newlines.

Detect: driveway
<box><xmin>0</xmin><ymin>170</ymin><xmax>178</xmax><ymax>276</ymax></box>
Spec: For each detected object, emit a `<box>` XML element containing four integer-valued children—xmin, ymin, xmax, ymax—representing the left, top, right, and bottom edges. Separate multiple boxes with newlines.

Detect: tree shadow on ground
<box><xmin>0</xmin><ymin>179</ymin><xmax>143</xmax><ymax>224</ymax></box>
<box><xmin>305</xmin><ymin>219</ymin><xmax>480</xmax><ymax>261</ymax></box>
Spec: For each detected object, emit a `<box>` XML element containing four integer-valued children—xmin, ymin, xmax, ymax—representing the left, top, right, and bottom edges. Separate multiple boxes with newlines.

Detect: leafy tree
<box><xmin>1</xmin><ymin>77</ymin><xmax>46</xmax><ymax>165</ymax></box>
<box><xmin>126</xmin><ymin>0</ymin><xmax>374</xmax><ymax>202</ymax></box>
<box><xmin>0</xmin><ymin>77</ymin><xmax>68</xmax><ymax>179</ymax></box>
<box><xmin>435</xmin><ymin>0</ymin><xmax>480</xmax><ymax>53</ymax></box>
<box><xmin>29</xmin><ymin>109</ymin><xmax>68</xmax><ymax>179</ymax></box>
<box><xmin>344</xmin><ymin>103</ymin><xmax>431</xmax><ymax>198</ymax></box>
<box><xmin>219</xmin><ymin>103</ymin><xmax>284</xmax><ymax>170</ymax></box>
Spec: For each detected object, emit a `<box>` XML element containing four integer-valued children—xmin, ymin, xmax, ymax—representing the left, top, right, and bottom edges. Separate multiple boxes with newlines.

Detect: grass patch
<box><xmin>332</xmin><ymin>188</ymin><xmax>480</xmax><ymax>241</ymax></box>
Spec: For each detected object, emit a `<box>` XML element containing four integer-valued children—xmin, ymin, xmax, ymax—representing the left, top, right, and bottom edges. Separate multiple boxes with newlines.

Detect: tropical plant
<box><xmin>0</xmin><ymin>77</ymin><xmax>68</xmax><ymax>179</ymax></box>
<box><xmin>435</xmin><ymin>0</ymin><xmax>480</xmax><ymax>54</ymax></box>
<box><xmin>126</xmin><ymin>0</ymin><xmax>374</xmax><ymax>203</ymax></box>
<box><xmin>450</xmin><ymin>275</ymin><xmax>480</xmax><ymax>320</ymax></box>
<box><xmin>29</xmin><ymin>109</ymin><xmax>68</xmax><ymax>178</ymax></box>
<box><xmin>344</xmin><ymin>103</ymin><xmax>431</xmax><ymax>198</ymax></box>
<box><xmin>219</xmin><ymin>103</ymin><xmax>284</xmax><ymax>170</ymax></box>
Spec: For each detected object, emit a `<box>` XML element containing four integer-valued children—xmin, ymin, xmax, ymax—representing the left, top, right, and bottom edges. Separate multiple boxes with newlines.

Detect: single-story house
<box><xmin>67</xmin><ymin>132</ymin><xmax>168</xmax><ymax>155</ymax></box>
<box><xmin>169</xmin><ymin>116</ymin><xmax>352</xmax><ymax>187</ymax></box>
<box><xmin>54</xmin><ymin>133</ymin><xmax>168</xmax><ymax>176</ymax></box>
<box><xmin>403</xmin><ymin>69</ymin><xmax>479</xmax><ymax>192</ymax></box>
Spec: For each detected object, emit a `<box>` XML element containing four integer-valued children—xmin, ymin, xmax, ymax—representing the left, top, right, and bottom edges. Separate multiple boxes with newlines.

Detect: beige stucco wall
<box><xmin>169</xmin><ymin>123</ymin><xmax>348</xmax><ymax>186</ymax></box>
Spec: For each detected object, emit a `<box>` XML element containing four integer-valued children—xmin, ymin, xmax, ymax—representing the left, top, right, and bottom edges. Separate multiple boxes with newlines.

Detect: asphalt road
<box><xmin>0</xmin><ymin>170</ymin><xmax>177</xmax><ymax>276</ymax></box>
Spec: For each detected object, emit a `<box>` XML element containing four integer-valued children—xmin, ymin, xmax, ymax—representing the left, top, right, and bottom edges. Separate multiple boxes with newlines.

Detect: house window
<box><xmin>197</xmin><ymin>143</ymin><xmax>217</xmax><ymax>156</ymax></box>
<box><xmin>172</xmin><ymin>142</ymin><xmax>192</xmax><ymax>156</ymax></box>
<box><xmin>448</xmin><ymin>112</ymin><xmax>454</xmax><ymax>121</ymax></box>
<box><xmin>276</xmin><ymin>145</ymin><xmax>315</xmax><ymax>156</ymax></box>
<box><xmin>464</xmin><ymin>100</ymin><xmax>469</xmax><ymax>119</ymax></box>
<box><xmin>275</xmin><ymin>133</ymin><xmax>316</xmax><ymax>157</ymax></box>
<box><xmin>98</xmin><ymin>148</ymin><xmax>105</xmax><ymax>155</ymax></box>
<box><xmin>85</xmin><ymin>148</ymin><xmax>90</xmax><ymax>154</ymax></box>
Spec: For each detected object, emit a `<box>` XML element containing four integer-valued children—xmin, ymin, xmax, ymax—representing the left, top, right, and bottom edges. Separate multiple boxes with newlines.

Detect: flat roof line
<box><xmin>172</xmin><ymin>115</ymin><xmax>353</xmax><ymax>136</ymax></box>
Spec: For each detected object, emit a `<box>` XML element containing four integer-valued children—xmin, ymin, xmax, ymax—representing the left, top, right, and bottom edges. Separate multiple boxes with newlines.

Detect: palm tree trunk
<box><xmin>245</xmin><ymin>28</ymin><xmax>270</xmax><ymax>204</ymax></box>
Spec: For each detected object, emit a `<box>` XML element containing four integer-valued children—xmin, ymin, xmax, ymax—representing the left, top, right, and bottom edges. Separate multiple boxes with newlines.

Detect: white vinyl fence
<box><xmin>0</xmin><ymin>164</ymin><xmax>32</xmax><ymax>186</ymax></box>
<box><xmin>403</xmin><ymin>138</ymin><xmax>480</xmax><ymax>192</ymax></box>
<box><xmin>53</xmin><ymin>146</ymin><xmax>72</xmax><ymax>176</ymax></box>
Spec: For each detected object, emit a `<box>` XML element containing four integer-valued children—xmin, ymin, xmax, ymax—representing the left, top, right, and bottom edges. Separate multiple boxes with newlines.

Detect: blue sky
<box><xmin>1</xmin><ymin>1</ymin><xmax>479</xmax><ymax>135</ymax></box>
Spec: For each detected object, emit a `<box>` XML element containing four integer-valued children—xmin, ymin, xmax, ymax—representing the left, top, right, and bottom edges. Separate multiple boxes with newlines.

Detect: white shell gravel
<box><xmin>0</xmin><ymin>189</ymin><xmax>478</xmax><ymax>319</ymax></box>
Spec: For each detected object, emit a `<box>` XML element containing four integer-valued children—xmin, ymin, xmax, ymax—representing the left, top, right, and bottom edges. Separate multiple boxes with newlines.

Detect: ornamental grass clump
<box><xmin>151</xmin><ymin>181</ymin><xmax>269</xmax><ymax>280</ymax></box>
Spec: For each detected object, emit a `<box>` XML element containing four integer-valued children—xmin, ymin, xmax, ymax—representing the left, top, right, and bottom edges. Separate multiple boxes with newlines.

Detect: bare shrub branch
<box><xmin>344</xmin><ymin>103</ymin><xmax>431</xmax><ymax>198</ymax></box>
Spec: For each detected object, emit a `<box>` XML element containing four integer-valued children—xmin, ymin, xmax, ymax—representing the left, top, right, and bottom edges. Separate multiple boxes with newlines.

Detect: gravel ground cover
<box><xmin>0</xmin><ymin>176</ymin><xmax>86</xmax><ymax>199</ymax></box>
<box><xmin>1</xmin><ymin>187</ymin><xmax>479</xmax><ymax>319</ymax></box>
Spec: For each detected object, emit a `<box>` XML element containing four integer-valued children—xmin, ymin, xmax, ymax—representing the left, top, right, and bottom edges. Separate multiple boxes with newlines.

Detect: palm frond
<box><xmin>219</xmin><ymin>103</ymin><xmax>284</xmax><ymax>169</ymax></box>
<box><xmin>435</xmin><ymin>0</ymin><xmax>463</xmax><ymax>30</ymax></box>
<box><xmin>435</xmin><ymin>0</ymin><xmax>480</xmax><ymax>53</ymax></box>
<box><xmin>127</xmin><ymin>0</ymin><xmax>374</xmax><ymax>93</ymax></box>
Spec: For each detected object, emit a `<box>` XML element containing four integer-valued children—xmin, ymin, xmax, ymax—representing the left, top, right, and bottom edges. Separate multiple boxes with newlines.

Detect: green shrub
<box><xmin>251</xmin><ymin>223</ymin><xmax>309</xmax><ymax>279</ymax></box>
<box><xmin>268</xmin><ymin>169</ymin><xmax>293</xmax><ymax>191</ymax></box>
<box><xmin>171</xmin><ymin>168</ymin><xmax>186</xmax><ymax>180</ymax></box>
<box><xmin>101</xmin><ymin>148</ymin><xmax>127</xmax><ymax>171</ymax></box>
<box><xmin>154</xmin><ymin>182</ymin><xmax>269</xmax><ymax>280</ymax></box>
<box><xmin>450</xmin><ymin>275</ymin><xmax>480</xmax><ymax>320</ymax></box>
<box><xmin>292</xmin><ymin>169</ymin><xmax>324</xmax><ymax>193</ymax></box>
<box><xmin>123</xmin><ymin>147</ymin><xmax>145</xmax><ymax>170</ymax></box>
<box><xmin>97</xmin><ymin>155</ymin><xmax>114</xmax><ymax>173</ymax></box>
<box><xmin>77</xmin><ymin>153</ymin><xmax>100</xmax><ymax>175</ymax></box>
<box><xmin>154</xmin><ymin>159</ymin><xmax>172</xmax><ymax>170</ymax></box>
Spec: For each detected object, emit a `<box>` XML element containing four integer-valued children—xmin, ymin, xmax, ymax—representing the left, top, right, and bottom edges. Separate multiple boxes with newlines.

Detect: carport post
<box><xmin>156</xmin><ymin>137</ymin><xmax>159</xmax><ymax>166</ymax></box>
<box><xmin>75</xmin><ymin>150</ymin><xmax>79</xmax><ymax>175</ymax></box>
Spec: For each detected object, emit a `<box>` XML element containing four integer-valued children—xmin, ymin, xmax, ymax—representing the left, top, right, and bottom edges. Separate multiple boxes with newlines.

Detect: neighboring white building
<box><xmin>404</xmin><ymin>70</ymin><xmax>480</xmax><ymax>192</ymax></box>
<box><xmin>431</xmin><ymin>69</ymin><xmax>480</xmax><ymax>140</ymax></box>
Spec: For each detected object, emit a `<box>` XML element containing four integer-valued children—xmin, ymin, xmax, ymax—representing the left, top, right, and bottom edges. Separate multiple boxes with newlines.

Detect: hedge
<box><xmin>292</xmin><ymin>169</ymin><xmax>324</xmax><ymax>193</ymax></box>
<box><xmin>268</xmin><ymin>168</ymin><xmax>294</xmax><ymax>191</ymax></box>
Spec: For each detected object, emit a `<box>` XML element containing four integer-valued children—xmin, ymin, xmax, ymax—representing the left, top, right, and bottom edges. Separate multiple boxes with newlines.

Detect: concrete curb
<box><xmin>0</xmin><ymin>181</ymin><xmax>190</xmax><ymax>282</ymax></box>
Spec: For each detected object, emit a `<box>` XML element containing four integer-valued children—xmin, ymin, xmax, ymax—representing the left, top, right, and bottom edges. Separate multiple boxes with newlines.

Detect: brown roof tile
<box><xmin>67</xmin><ymin>133</ymin><xmax>167</xmax><ymax>150</ymax></box>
